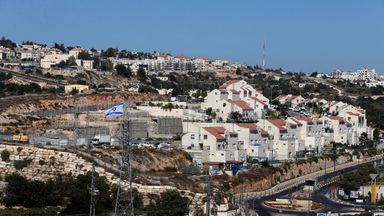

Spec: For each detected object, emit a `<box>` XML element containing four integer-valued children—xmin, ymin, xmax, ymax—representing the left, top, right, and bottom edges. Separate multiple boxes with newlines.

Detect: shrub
<box><xmin>1</xmin><ymin>150</ymin><xmax>10</xmax><ymax>161</ymax></box>
<box><xmin>14</xmin><ymin>159</ymin><xmax>32</xmax><ymax>170</ymax></box>
<box><xmin>16</xmin><ymin>147</ymin><xmax>23</xmax><ymax>154</ymax></box>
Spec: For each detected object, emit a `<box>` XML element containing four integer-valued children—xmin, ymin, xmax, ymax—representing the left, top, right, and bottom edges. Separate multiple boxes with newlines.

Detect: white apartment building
<box><xmin>233</xmin><ymin>123</ymin><xmax>271</xmax><ymax>160</ymax></box>
<box><xmin>335</xmin><ymin>68</ymin><xmax>378</xmax><ymax>82</ymax></box>
<box><xmin>0</xmin><ymin>47</ymin><xmax>15</xmax><ymax>60</ymax></box>
<box><xmin>202</xmin><ymin>80</ymin><xmax>269</xmax><ymax>121</ymax></box>
<box><xmin>40</xmin><ymin>53</ymin><xmax>71</xmax><ymax>68</ymax></box>
<box><xmin>287</xmin><ymin>116</ymin><xmax>324</xmax><ymax>152</ymax></box>
<box><xmin>182</xmin><ymin>125</ymin><xmax>246</xmax><ymax>170</ymax></box>
<box><xmin>275</xmin><ymin>95</ymin><xmax>306</xmax><ymax>107</ymax></box>
<box><xmin>68</xmin><ymin>48</ymin><xmax>84</xmax><ymax>59</ymax></box>
<box><xmin>324</xmin><ymin>116</ymin><xmax>353</xmax><ymax>144</ymax></box>
<box><xmin>257</xmin><ymin>119</ymin><xmax>298</xmax><ymax>160</ymax></box>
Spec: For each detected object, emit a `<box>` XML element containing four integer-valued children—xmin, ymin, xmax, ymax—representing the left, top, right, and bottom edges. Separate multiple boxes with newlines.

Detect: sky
<box><xmin>0</xmin><ymin>0</ymin><xmax>383</xmax><ymax>73</ymax></box>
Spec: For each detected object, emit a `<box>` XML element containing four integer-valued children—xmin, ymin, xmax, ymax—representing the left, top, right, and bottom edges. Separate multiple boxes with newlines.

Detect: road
<box><xmin>239</xmin><ymin>155</ymin><xmax>383</xmax><ymax>200</ymax></box>
<box><xmin>0</xmin><ymin>67</ymin><xmax>66</xmax><ymax>87</ymax></box>
<box><xmin>248</xmin><ymin>159</ymin><xmax>384</xmax><ymax>215</ymax></box>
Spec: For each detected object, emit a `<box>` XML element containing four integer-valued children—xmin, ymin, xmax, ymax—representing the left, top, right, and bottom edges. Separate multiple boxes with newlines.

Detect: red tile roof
<box><xmin>227</xmin><ymin>99</ymin><xmax>253</xmax><ymax>110</ymax></box>
<box><xmin>293</xmin><ymin>116</ymin><xmax>313</xmax><ymax>124</ymax></box>
<box><xmin>175</xmin><ymin>55</ymin><xmax>189</xmax><ymax>59</ymax></box>
<box><xmin>260</xmin><ymin>128</ymin><xmax>269</xmax><ymax>137</ymax></box>
<box><xmin>267</xmin><ymin>119</ymin><xmax>288</xmax><ymax>132</ymax></box>
<box><xmin>290</xmin><ymin>118</ymin><xmax>303</xmax><ymax>126</ymax></box>
<box><xmin>237</xmin><ymin>123</ymin><xmax>257</xmax><ymax>130</ymax></box>
<box><xmin>328</xmin><ymin>116</ymin><xmax>344</xmax><ymax>121</ymax></box>
<box><xmin>252</xmin><ymin>97</ymin><xmax>267</xmax><ymax>106</ymax></box>
<box><xmin>237</xmin><ymin>123</ymin><xmax>270</xmax><ymax>136</ymax></box>
<box><xmin>203</xmin><ymin>127</ymin><xmax>226</xmax><ymax>140</ymax></box>
<box><xmin>347</xmin><ymin>112</ymin><xmax>360</xmax><ymax>116</ymax></box>
<box><xmin>219</xmin><ymin>80</ymin><xmax>241</xmax><ymax>89</ymax></box>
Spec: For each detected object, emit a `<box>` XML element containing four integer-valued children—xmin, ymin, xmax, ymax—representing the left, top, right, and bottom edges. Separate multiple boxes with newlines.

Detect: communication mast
<box><xmin>262</xmin><ymin>40</ymin><xmax>266</xmax><ymax>70</ymax></box>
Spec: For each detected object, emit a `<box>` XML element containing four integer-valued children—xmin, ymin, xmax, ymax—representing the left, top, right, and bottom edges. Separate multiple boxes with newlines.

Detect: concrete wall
<box><xmin>157</xmin><ymin>117</ymin><xmax>182</xmax><ymax>135</ymax></box>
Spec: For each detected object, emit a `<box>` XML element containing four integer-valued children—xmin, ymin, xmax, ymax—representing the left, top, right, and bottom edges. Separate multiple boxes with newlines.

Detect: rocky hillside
<box><xmin>1</xmin><ymin>92</ymin><xmax>167</xmax><ymax>114</ymax></box>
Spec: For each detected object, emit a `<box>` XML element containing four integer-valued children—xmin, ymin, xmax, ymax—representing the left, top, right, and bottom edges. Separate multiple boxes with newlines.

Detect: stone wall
<box><xmin>231</xmin><ymin>156</ymin><xmax>351</xmax><ymax>194</ymax></box>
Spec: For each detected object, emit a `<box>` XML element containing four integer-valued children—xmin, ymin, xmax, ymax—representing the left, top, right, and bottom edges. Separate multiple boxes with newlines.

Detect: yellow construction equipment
<box><xmin>12</xmin><ymin>134</ymin><xmax>29</xmax><ymax>143</ymax></box>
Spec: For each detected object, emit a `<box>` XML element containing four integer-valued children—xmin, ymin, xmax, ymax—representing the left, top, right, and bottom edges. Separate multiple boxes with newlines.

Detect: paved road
<box><xmin>0</xmin><ymin>67</ymin><xmax>66</xmax><ymax>87</ymax></box>
<box><xmin>239</xmin><ymin>155</ymin><xmax>383</xmax><ymax>200</ymax></box>
<box><xmin>248</xmin><ymin>161</ymin><xmax>384</xmax><ymax>215</ymax></box>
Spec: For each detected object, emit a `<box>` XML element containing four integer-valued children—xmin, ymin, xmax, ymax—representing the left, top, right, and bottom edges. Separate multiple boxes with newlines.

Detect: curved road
<box><xmin>0</xmin><ymin>67</ymin><xmax>66</xmax><ymax>87</ymax></box>
<box><xmin>248</xmin><ymin>162</ymin><xmax>384</xmax><ymax>215</ymax></box>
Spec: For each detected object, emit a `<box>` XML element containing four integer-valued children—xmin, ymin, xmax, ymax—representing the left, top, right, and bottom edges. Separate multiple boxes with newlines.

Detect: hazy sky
<box><xmin>1</xmin><ymin>0</ymin><xmax>383</xmax><ymax>73</ymax></box>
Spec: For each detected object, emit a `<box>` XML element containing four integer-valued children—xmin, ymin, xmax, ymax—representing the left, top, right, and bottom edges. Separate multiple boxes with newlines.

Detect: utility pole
<box><xmin>89</xmin><ymin>164</ymin><xmax>98</xmax><ymax>216</ymax></box>
<box><xmin>114</xmin><ymin>107</ymin><xmax>135</xmax><ymax>216</ymax></box>
<box><xmin>240</xmin><ymin>183</ymin><xmax>244</xmax><ymax>214</ymax></box>
<box><xmin>205</xmin><ymin>171</ymin><xmax>211</xmax><ymax>216</ymax></box>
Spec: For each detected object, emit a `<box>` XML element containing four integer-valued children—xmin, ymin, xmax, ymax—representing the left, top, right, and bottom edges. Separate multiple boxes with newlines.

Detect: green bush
<box><xmin>1</xmin><ymin>150</ymin><xmax>10</xmax><ymax>161</ymax></box>
<box><xmin>0</xmin><ymin>207</ymin><xmax>59</xmax><ymax>215</ymax></box>
<box><xmin>13</xmin><ymin>159</ymin><xmax>32</xmax><ymax>170</ymax></box>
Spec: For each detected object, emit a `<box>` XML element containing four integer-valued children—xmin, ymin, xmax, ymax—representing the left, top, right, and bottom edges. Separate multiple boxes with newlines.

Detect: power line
<box><xmin>114</xmin><ymin>108</ymin><xmax>135</xmax><ymax>216</ymax></box>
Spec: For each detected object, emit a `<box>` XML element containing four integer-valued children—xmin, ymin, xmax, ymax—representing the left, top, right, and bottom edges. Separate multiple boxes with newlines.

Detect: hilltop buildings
<box><xmin>181</xmin><ymin>80</ymin><xmax>372</xmax><ymax>171</ymax></box>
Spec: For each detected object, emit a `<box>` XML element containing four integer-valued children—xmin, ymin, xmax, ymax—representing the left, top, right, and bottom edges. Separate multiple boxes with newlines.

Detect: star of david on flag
<box><xmin>105</xmin><ymin>103</ymin><xmax>124</xmax><ymax>116</ymax></box>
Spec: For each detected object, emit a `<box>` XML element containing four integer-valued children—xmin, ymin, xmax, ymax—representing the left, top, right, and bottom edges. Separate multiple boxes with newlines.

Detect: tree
<box><xmin>53</xmin><ymin>43</ymin><xmax>66</xmax><ymax>52</ymax></box>
<box><xmin>77</xmin><ymin>51</ymin><xmax>92</xmax><ymax>60</ymax></box>
<box><xmin>1</xmin><ymin>149</ymin><xmax>10</xmax><ymax>161</ymax></box>
<box><xmin>62</xmin><ymin>172</ymin><xmax>113</xmax><ymax>214</ymax></box>
<box><xmin>373</xmin><ymin>128</ymin><xmax>380</xmax><ymax>141</ymax></box>
<box><xmin>66</xmin><ymin>56</ymin><xmax>77</xmax><ymax>66</ymax></box>
<box><xmin>310</xmin><ymin>72</ymin><xmax>318</xmax><ymax>77</ymax></box>
<box><xmin>3</xmin><ymin>174</ymin><xmax>62</xmax><ymax>208</ymax></box>
<box><xmin>147</xmin><ymin>190</ymin><xmax>188</xmax><ymax>216</ymax></box>
<box><xmin>0</xmin><ymin>37</ymin><xmax>17</xmax><ymax>49</ymax></box>
<box><xmin>236</xmin><ymin>67</ymin><xmax>241</xmax><ymax>75</ymax></box>
<box><xmin>137</xmin><ymin>66</ymin><xmax>147</xmax><ymax>82</ymax></box>
<box><xmin>100</xmin><ymin>59</ymin><xmax>114</xmax><ymax>71</ymax></box>
<box><xmin>359</xmin><ymin>132</ymin><xmax>370</xmax><ymax>146</ymax></box>
<box><xmin>70</xmin><ymin>88</ymin><xmax>79</xmax><ymax>95</ymax></box>
<box><xmin>228</xmin><ymin>111</ymin><xmax>243</xmax><ymax>123</ymax></box>
<box><xmin>115</xmin><ymin>64</ymin><xmax>132</xmax><ymax>77</ymax></box>
<box><xmin>138</xmin><ymin>85</ymin><xmax>158</xmax><ymax>94</ymax></box>
<box><xmin>101</xmin><ymin>48</ymin><xmax>118</xmax><ymax>58</ymax></box>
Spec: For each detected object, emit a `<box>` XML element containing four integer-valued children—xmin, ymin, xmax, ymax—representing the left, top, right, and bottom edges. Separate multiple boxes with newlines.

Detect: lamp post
<box><xmin>270</xmin><ymin>84</ymin><xmax>278</xmax><ymax>103</ymax></box>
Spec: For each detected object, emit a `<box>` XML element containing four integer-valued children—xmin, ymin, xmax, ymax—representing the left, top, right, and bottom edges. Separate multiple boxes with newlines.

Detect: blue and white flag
<box><xmin>105</xmin><ymin>103</ymin><xmax>124</xmax><ymax>116</ymax></box>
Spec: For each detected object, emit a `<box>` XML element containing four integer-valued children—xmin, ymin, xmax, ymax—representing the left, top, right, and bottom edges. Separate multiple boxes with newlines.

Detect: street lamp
<box><xmin>270</xmin><ymin>84</ymin><xmax>278</xmax><ymax>103</ymax></box>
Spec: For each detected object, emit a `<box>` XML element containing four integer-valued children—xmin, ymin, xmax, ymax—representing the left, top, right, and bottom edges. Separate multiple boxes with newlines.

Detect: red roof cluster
<box><xmin>268</xmin><ymin>119</ymin><xmax>288</xmax><ymax>132</ymax></box>
<box><xmin>203</xmin><ymin>127</ymin><xmax>226</xmax><ymax>140</ymax></box>
<box><xmin>227</xmin><ymin>99</ymin><xmax>253</xmax><ymax>110</ymax></box>
<box><xmin>237</xmin><ymin>123</ymin><xmax>269</xmax><ymax>137</ymax></box>
<box><xmin>219</xmin><ymin>80</ymin><xmax>241</xmax><ymax>89</ymax></box>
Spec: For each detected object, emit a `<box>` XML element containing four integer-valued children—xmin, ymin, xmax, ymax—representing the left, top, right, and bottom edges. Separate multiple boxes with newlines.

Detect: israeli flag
<box><xmin>105</xmin><ymin>103</ymin><xmax>124</xmax><ymax>116</ymax></box>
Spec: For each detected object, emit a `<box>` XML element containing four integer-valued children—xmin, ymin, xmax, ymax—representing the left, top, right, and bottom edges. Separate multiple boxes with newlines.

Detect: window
<box><xmin>204</xmin><ymin>135</ymin><xmax>208</xmax><ymax>140</ymax></box>
<box><xmin>230</xmin><ymin>134</ymin><xmax>238</xmax><ymax>138</ymax></box>
<box><xmin>221</xmin><ymin>153</ymin><xmax>224</xmax><ymax>156</ymax></box>
<box><xmin>191</xmin><ymin>134</ymin><xmax>195</xmax><ymax>139</ymax></box>
<box><xmin>223</xmin><ymin>103</ymin><xmax>226</xmax><ymax>107</ymax></box>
